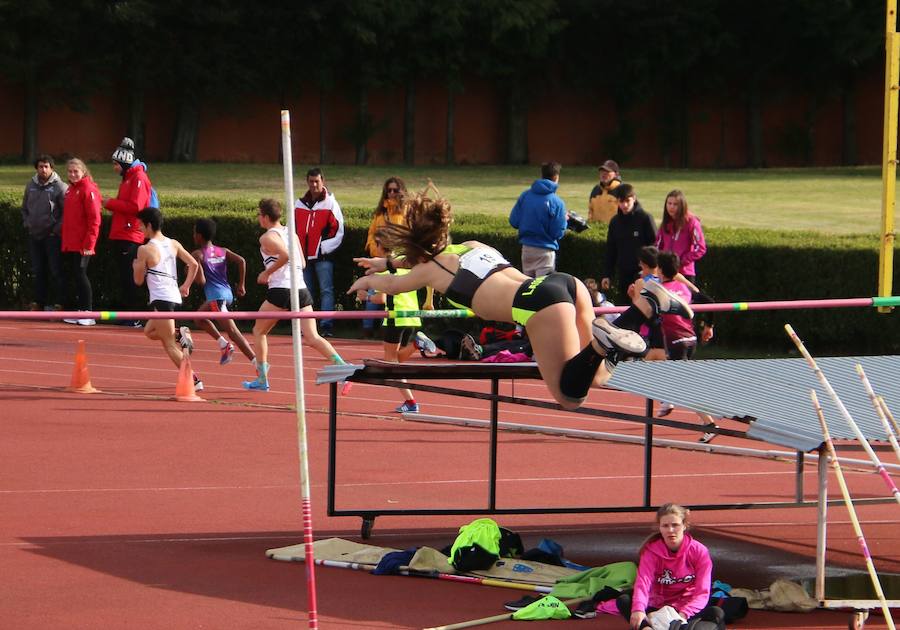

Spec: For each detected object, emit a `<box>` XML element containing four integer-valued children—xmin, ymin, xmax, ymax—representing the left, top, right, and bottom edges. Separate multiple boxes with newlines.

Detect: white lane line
<box><xmin>3</xmin><ymin>469</ymin><xmax>854</xmax><ymax>495</ymax></box>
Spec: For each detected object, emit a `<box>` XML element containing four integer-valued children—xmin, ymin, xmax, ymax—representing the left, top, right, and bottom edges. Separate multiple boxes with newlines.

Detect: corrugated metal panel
<box><xmin>606</xmin><ymin>356</ymin><xmax>899</xmax><ymax>452</ymax></box>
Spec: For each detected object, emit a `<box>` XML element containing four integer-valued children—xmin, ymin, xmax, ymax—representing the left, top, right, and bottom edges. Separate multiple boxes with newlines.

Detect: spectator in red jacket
<box><xmin>294</xmin><ymin>167</ymin><xmax>344</xmax><ymax>337</ymax></box>
<box><xmin>103</xmin><ymin>137</ymin><xmax>153</xmax><ymax>325</ymax></box>
<box><xmin>61</xmin><ymin>158</ymin><xmax>101</xmax><ymax>326</ymax></box>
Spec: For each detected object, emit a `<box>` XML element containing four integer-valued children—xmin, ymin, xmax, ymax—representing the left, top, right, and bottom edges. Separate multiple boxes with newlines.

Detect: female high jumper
<box><xmin>349</xmin><ymin>190</ymin><xmax>691</xmax><ymax>410</ymax></box>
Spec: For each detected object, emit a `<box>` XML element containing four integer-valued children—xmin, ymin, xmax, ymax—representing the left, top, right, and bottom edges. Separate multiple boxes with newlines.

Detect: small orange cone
<box><xmin>174</xmin><ymin>353</ymin><xmax>204</xmax><ymax>402</ymax></box>
<box><xmin>67</xmin><ymin>340</ymin><xmax>100</xmax><ymax>394</ymax></box>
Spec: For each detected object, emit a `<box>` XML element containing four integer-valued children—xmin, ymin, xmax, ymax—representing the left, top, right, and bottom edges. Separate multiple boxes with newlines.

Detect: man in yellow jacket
<box><xmin>588</xmin><ymin>159</ymin><xmax>622</xmax><ymax>224</ymax></box>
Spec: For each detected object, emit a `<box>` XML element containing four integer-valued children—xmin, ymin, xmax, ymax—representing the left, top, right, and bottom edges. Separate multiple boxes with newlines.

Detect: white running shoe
<box><xmin>178</xmin><ymin>326</ymin><xmax>194</xmax><ymax>354</ymax></box>
<box><xmin>414</xmin><ymin>331</ymin><xmax>437</xmax><ymax>356</ymax></box>
<box><xmin>77</xmin><ymin>318</ymin><xmax>97</xmax><ymax>326</ymax></box>
<box><xmin>657</xmin><ymin>402</ymin><xmax>675</xmax><ymax>417</ymax></box>
<box><xmin>63</xmin><ymin>318</ymin><xmax>80</xmax><ymax>325</ymax></box>
<box><xmin>592</xmin><ymin>318</ymin><xmax>647</xmax><ymax>356</ymax></box>
<box><xmin>699</xmin><ymin>422</ymin><xmax>718</xmax><ymax>443</ymax></box>
<box><xmin>641</xmin><ymin>279</ymin><xmax>694</xmax><ymax>319</ymax></box>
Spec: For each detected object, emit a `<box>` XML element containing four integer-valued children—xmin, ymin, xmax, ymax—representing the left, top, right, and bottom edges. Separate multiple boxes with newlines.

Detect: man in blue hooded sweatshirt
<box><xmin>509</xmin><ymin>161</ymin><xmax>568</xmax><ymax>278</ymax></box>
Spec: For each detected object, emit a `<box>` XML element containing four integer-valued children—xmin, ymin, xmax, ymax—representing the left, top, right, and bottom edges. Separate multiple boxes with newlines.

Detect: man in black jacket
<box><xmin>600</xmin><ymin>183</ymin><xmax>656</xmax><ymax>301</ymax></box>
<box><xmin>22</xmin><ymin>154</ymin><xmax>67</xmax><ymax>310</ymax></box>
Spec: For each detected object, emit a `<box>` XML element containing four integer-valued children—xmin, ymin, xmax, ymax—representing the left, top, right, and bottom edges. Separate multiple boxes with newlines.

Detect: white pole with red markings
<box><xmin>811</xmin><ymin>391</ymin><xmax>895</xmax><ymax>630</ymax></box>
<box><xmin>281</xmin><ymin>109</ymin><xmax>319</xmax><ymax>628</ymax></box>
<box><xmin>785</xmin><ymin>324</ymin><xmax>900</xmax><ymax>507</ymax></box>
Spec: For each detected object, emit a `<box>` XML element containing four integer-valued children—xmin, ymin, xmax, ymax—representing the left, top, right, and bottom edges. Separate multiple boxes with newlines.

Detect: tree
<box><xmin>470</xmin><ymin>0</ymin><xmax>565</xmax><ymax>164</ymax></box>
<box><xmin>0</xmin><ymin>0</ymin><xmax>109</xmax><ymax>162</ymax></box>
<box><xmin>788</xmin><ymin>0</ymin><xmax>882</xmax><ymax>165</ymax></box>
<box><xmin>103</xmin><ymin>0</ymin><xmax>162</xmax><ymax>157</ymax></box>
<box><xmin>149</xmin><ymin>1</ymin><xmax>251</xmax><ymax>162</ymax></box>
<box><xmin>713</xmin><ymin>2</ymin><xmax>797</xmax><ymax>167</ymax></box>
<box><xmin>641</xmin><ymin>2</ymin><xmax>725</xmax><ymax>168</ymax></box>
<box><xmin>330</xmin><ymin>0</ymin><xmax>390</xmax><ymax>165</ymax></box>
<box><xmin>379</xmin><ymin>0</ymin><xmax>472</xmax><ymax>165</ymax></box>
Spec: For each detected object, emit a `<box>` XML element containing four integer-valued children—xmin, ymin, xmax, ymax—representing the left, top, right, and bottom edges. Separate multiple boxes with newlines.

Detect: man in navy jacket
<box><xmin>509</xmin><ymin>161</ymin><xmax>568</xmax><ymax>278</ymax></box>
<box><xmin>601</xmin><ymin>183</ymin><xmax>657</xmax><ymax>300</ymax></box>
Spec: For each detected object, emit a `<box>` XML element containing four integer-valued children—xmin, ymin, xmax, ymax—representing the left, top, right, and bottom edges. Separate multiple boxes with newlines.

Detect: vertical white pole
<box><xmin>815</xmin><ymin>446</ymin><xmax>827</xmax><ymax>602</ymax></box>
<box><xmin>281</xmin><ymin>109</ymin><xmax>319</xmax><ymax>628</ymax></box>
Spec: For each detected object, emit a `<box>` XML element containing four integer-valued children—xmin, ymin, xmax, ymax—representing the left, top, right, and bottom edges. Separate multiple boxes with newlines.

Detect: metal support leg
<box><xmin>643</xmin><ymin>398</ymin><xmax>654</xmax><ymax>507</ymax></box>
<box><xmin>795</xmin><ymin>450</ymin><xmax>805</xmax><ymax>502</ymax></box>
<box><xmin>327</xmin><ymin>382</ymin><xmax>338</xmax><ymax>516</ymax></box>
<box><xmin>489</xmin><ymin>378</ymin><xmax>499</xmax><ymax>510</ymax></box>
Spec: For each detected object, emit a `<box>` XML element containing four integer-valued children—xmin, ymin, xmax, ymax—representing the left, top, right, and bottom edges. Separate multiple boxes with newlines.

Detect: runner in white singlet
<box><xmin>132</xmin><ymin>208</ymin><xmax>201</xmax><ymax>388</ymax></box>
<box><xmin>242</xmin><ymin>199</ymin><xmax>349</xmax><ymax>392</ymax></box>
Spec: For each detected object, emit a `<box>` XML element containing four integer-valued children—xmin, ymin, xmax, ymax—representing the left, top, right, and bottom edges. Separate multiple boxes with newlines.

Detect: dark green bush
<box><xmin>1</xmin><ymin>191</ymin><xmax>897</xmax><ymax>353</ymax></box>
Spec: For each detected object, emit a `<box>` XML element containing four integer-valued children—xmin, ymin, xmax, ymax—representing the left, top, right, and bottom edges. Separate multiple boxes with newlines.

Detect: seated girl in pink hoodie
<box><xmin>617</xmin><ymin>503</ymin><xmax>724</xmax><ymax>629</ymax></box>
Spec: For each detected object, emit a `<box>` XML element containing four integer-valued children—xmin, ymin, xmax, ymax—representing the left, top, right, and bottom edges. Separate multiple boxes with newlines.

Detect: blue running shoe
<box><xmin>242</xmin><ymin>378</ymin><xmax>269</xmax><ymax>391</ymax></box>
<box><xmin>396</xmin><ymin>401</ymin><xmax>420</xmax><ymax>413</ymax></box>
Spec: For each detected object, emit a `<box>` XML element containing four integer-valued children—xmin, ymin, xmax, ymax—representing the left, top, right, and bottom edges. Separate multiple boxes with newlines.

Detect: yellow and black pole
<box><xmin>879</xmin><ymin>0</ymin><xmax>899</xmax><ymax>312</ymax></box>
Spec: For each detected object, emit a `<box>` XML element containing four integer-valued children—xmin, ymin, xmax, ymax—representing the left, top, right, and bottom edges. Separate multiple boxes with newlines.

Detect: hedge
<box><xmin>2</xmin><ymin>190</ymin><xmax>897</xmax><ymax>353</ymax></box>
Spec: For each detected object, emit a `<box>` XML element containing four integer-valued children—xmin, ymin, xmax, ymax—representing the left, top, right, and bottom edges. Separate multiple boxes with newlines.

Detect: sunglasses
<box><xmin>386</xmin><ymin>187</ymin><xmax>400</xmax><ymax>193</ymax></box>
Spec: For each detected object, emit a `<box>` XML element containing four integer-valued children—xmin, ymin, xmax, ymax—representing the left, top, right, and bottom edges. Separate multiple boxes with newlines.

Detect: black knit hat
<box><xmin>111</xmin><ymin>137</ymin><xmax>135</xmax><ymax>166</ymax></box>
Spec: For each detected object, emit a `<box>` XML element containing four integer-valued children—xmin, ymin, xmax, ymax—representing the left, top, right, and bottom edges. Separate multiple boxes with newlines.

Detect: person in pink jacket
<box><xmin>61</xmin><ymin>158</ymin><xmax>102</xmax><ymax>325</ymax></box>
<box><xmin>617</xmin><ymin>503</ymin><xmax>724</xmax><ymax>629</ymax></box>
<box><xmin>654</xmin><ymin>191</ymin><xmax>706</xmax><ymax>284</ymax></box>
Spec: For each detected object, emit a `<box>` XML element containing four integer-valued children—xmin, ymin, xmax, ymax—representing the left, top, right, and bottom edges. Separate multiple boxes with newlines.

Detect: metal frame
<box><xmin>323</xmin><ymin>361</ymin><xmax>890</xmax><ymax>541</ymax></box>
<box><xmin>814</xmin><ymin>448</ymin><xmax>900</xmax><ymax>612</ymax></box>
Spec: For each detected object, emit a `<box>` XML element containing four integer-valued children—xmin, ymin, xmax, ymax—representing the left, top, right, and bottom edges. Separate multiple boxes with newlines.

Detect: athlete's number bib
<box><xmin>459</xmin><ymin>247</ymin><xmax>508</xmax><ymax>279</ymax></box>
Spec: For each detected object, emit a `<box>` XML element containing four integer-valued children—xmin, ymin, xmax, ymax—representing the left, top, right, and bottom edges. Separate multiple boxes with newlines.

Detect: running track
<box><xmin>1</xmin><ymin>320</ymin><xmax>897</xmax><ymax>628</ymax></box>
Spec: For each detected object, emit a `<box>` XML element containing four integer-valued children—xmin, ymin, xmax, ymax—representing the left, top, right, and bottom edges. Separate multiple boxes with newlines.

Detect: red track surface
<box><xmin>1</xmin><ymin>320</ymin><xmax>897</xmax><ymax>629</ymax></box>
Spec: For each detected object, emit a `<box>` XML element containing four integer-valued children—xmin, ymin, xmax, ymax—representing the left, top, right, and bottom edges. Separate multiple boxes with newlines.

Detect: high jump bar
<box><xmin>3</xmin><ymin>294</ymin><xmax>900</xmax><ymax>321</ymax></box>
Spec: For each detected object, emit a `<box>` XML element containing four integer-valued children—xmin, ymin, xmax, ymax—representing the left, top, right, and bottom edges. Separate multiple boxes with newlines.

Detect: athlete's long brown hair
<box><xmin>376</xmin><ymin>193</ymin><xmax>452</xmax><ymax>265</ymax></box>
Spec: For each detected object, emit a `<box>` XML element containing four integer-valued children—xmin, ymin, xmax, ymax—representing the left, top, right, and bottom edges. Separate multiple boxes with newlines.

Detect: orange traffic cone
<box><xmin>174</xmin><ymin>353</ymin><xmax>204</xmax><ymax>402</ymax></box>
<box><xmin>67</xmin><ymin>339</ymin><xmax>100</xmax><ymax>394</ymax></box>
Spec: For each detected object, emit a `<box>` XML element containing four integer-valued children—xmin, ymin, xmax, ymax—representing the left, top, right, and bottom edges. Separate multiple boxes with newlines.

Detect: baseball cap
<box><xmin>598</xmin><ymin>159</ymin><xmax>620</xmax><ymax>173</ymax></box>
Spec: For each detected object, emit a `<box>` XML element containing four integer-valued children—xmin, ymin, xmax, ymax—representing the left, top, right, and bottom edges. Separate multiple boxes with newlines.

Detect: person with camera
<box><xmin>509</xmin><ymin>161</ymin><xmax>569</xmax><ymax>278</ymax></box>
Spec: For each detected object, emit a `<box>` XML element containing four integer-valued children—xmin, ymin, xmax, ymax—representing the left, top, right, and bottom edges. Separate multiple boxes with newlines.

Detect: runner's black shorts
<box><xmin>150</xmin><ymin>300</ymin><xmax>179</xmax><ymax>312</ymax></box>
<box><xmin>266</xmin><ymin>287</ymin><xmax>313</xmax><ymax>310</ymax></box>
<box><xmin>383</xmin><ymin>325</ymin><xmax>416</xmax><ymax>346</ymax></box>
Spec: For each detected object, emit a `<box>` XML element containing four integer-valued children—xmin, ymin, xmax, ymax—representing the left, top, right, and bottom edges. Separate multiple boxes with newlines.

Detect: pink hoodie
<box><xmin>655</xmin><ymin>214</ymin><xmax>707</xmax><ymax>277</ymax></box>
<box><xmin>631</xmin><ymin>533</ymin><xmax>712</xmax><ymax>618</ymax></box>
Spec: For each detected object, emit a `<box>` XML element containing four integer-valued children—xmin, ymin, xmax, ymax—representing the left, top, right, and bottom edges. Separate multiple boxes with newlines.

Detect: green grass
<box><xmin>0</xmin><ymin>163</ymin><xmax>891</xmax><ymax>234</ymax></box>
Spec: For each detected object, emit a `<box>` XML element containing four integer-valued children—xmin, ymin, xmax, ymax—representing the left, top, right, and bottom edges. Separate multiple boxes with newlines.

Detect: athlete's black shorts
<box><xmin>511</xmin><ymin>272</ymin><xmax>577</xmax><ymax>326</ymax></box>
<box><xmin>150</xmin><ymin>300</ymin><xmax>179</xmax><ymax>312</ymax></box>
<box><xmin>266</xmin><ymin>287</ymin><xmax>313</xmax><ymax>310</ymax></box>
<box><xmin>667</xmin><ymin>340</ymin><xmax>696</xmax><ymax>360</ymax></box>
<box><xmin>647</xmin><ymin>319</ymin><xmax>664</xmax><ymax>349</ymax></box>
<box><xmin>383</xmin><ymin>325</ymin><xmax>416</xmax><ymax>346</ymax></box>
